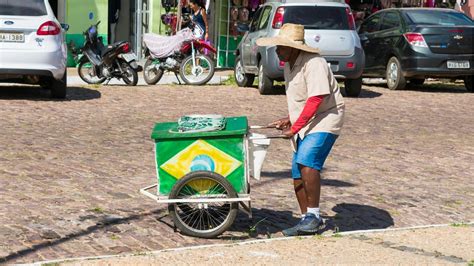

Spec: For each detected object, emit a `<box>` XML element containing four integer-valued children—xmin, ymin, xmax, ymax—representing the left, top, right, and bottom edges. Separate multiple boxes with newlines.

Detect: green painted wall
<box><xmin>65</xmin><ymin>0</ymin><xmax>109</xmax><ymax>66</ymax></box>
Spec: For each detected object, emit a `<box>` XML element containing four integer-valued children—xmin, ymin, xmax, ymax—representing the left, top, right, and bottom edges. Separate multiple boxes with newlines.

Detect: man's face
<box><xmin>276</xmin><ymin>45</ymin><xmax>293</xmax><ymax>62</ymax></box>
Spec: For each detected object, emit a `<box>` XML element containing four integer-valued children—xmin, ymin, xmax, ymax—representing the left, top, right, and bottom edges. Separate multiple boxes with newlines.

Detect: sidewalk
<box><xmin>66</xmin><ymin>68</ymin><xmax>232</xmax><ymax>86</ymax></box>
<box><xmin>31</xmin><ymin>223</ymin><xmax>474</xmax><ymax>265</ymax></box>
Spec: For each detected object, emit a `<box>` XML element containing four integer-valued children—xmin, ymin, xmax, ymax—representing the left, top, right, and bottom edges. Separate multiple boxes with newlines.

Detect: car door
<box><xmin>241</xmin><ymin>7</ymin><xmax>263</xmax><ymax>67</ymax></box>
<box><xmin>375</xmin><ymin>11</ymin><xmax>403</xmax><ymax>75</ymax></box>
<box><xmin>358</xmin><ymin>13</ymin><xmax>382</xmax><ymax>75</ymax></box>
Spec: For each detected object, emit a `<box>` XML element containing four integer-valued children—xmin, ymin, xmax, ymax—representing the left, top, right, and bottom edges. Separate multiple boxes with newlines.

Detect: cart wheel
<box><xmin>168</xmin><ymin>171</ymin><xmax>239</xmax><ymax>238</ymax></box>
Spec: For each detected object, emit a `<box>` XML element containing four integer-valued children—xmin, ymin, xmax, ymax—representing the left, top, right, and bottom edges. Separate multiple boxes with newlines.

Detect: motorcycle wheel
<box><xmin>179</xmin><ymin>54</ymin><xmax>215</xmax><ymax>86</ymax></box>
<box><xmin>119</xmin><ymin>59</ymin><xmax>139</xmax><ymax>86</ymax></box>
<box><xmin>143</xmin><ymin>57</ymin><xmax>164</xmax><ymax>85</ymax></box>
<box><xmin>78</xmin><ymin>60</ymin><xmax>106</xmax><ymax>84</ymax></box>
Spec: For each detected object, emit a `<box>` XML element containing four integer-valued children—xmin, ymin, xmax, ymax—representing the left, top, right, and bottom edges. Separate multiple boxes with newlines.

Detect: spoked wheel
<box><xmin>179</xmin><ymin>54</ymin><xmax>215</xmax><ymax>85</ymax></box>
<box><xmin>168</xmin><ymin>171</ymin><xmax>238</xmax><ymax>238</ymax></box>
<box><xmin>143</xmin><ymin>57</ymin><xmax>164</xmax><ymax>85</ymax></box>
<box><xmin>78</xmin><ymin>60</ymin><xmax>106</xmax><ymax>84</ymax></box>
<box><xmin>119</xmin><ymin>59</ymin><xmax>139</xmax><ymax>86</ymax></box>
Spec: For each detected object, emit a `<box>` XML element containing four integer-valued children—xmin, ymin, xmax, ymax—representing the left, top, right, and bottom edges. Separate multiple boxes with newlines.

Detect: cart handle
<box><xmin>248</xmin><ymin>134</ymin><xmax>287</xmax><ymax>140</ymax></box>
<box><xmin>249</xmin><ymin>125</ymin><xmax>287</xmax><ymax>139</ymax></box>
<box><xmin>250</xmin><ymin>125</ymin><xmax>277</xmax><ymax>129</ymax></box>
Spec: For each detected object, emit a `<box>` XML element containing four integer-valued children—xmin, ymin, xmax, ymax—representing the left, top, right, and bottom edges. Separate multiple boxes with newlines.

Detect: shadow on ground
<box><xmin>0</xmin><ymin>86</ymin><xmax>101</xmax><ymax>101</ymax></box>
<box><xmin>352</xmin><ymin>88</ymin><xmax>383</xmax><ymax>98</ymax></box>
<box><xmin>0</xmin><ymin>209</ymin><xmax>165</xmax><ymax>263</ymax></box>
<box><xmin>227</xmin><ymin>208</ymin><xmax>300</xmax><ymax>239</ymax></box>
<box><xmin>362</xmin><ymin>80</ymin><xmax>469</xmax><ymax>94</ymax></box>
<box><xmin>404</xmin><ymin>82</ymin><xmax>469</xmax><ymax>93</ymax></box>
<box><xmin>227</xmin><ymin>203</ymin><xmax>393</xmax><ymax>238</ymax></box>
<box><xmin>323</xmin><ymin>203</ymin><xmax>394</xmax><ymax>232</ymax></box>
<box><xmin>256</xmin><ymin>170</ymin><xmax>356</xmax><ymax>188</ymax></box>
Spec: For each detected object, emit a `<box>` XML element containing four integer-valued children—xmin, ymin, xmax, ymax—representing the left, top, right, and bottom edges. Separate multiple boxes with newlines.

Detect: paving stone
<box><xmin>0</xmin><ymin>81</ymin><xmax>473</xmax><ymax>263</ymax></box>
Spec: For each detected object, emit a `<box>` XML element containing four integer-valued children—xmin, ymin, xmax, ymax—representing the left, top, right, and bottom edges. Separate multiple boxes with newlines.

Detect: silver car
<box><xmin>234</xmin><ymin>0</ymin><xmax>365</xmax><ymax>97</ymax></box>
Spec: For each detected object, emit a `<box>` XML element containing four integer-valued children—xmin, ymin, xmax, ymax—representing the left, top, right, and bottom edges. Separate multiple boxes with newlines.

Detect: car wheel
<box><xmin>344</xmin><ymin>77</ymin><xmax>362</xmax><ymax>97</ymax></box>
<box><xmin>386</xmin><ymin>57</ymin><xmax>406</xmax><ymax>90</ymax></box>
<box><xmin>409</xmin><ymin>78</ymin><xmax>425</xmax><ymax>86</ymax></box>
<box><xmin>465</xmin><ymin>76</ymin><xmax>473</xmax><ymax>92</ymax></box>
<box><xmin>50</xmin><ymin>71</ymin><xmax>67</xmax><ymax>99</ymax></box>
<box><xmin>258</xmin><ymin>64</ymin><xmax>273</xmax><ymax>95</ymax></box>
<box><xmin>234</xmin><ymin>56</ymin><xmax>255</xmax><ymax>87</ymax></box>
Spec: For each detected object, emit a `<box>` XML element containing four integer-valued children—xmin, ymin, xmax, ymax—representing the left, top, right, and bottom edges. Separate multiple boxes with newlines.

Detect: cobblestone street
<box><xmin>0</xmin><ymin>81</ymin><xmax>473</xmax><ymax>263</ymax></box>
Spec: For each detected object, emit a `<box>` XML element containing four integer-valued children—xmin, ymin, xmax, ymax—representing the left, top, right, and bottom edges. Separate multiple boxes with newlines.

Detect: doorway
<box><xmin>48</xmin><ymin>0</ymin><xmax>65</xmax><ymax>22</ymax></box>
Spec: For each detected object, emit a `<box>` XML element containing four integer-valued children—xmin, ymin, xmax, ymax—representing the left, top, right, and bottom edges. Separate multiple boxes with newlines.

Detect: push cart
<box><xmin>140</xmin><ymin>116</ymin><xmax>281</xmax><ymax>238</ymax></box>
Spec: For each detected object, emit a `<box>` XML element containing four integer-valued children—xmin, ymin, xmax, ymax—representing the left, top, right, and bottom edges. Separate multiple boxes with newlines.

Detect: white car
<box><xmin>0</xmin><ymin>0</ymin><xmax>68</xmax><ymax>98</ymax></box>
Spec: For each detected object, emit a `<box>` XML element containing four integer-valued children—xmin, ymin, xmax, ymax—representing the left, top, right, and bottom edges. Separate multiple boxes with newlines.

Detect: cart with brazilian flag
<box><xmin>141</xmin><ymin>115</ymin><xmax>277</xmax><ymax>238</ymax></box>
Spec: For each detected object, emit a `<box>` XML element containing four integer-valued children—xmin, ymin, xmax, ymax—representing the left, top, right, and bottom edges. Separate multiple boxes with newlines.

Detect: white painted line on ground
<box><xmin>22</xmin><ymin>221</ymin><xmax>473</xmax><ymax>266</ymax></box>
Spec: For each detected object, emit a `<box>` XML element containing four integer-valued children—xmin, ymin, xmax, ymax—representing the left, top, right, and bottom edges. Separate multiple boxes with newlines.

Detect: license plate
<box><xmin>447</xmin><ymin>60</ymin><xmax>470</xmax><ymax>69</ymax></box>
<box><xmin>122</xmin><ymin>53</ymin><xmax>137</xmax><ymax>62</ymax></box>
<box><xmin>0</xmin><ymin>32</ymin><xmax>24</xmax><ymax>43</ymax></box>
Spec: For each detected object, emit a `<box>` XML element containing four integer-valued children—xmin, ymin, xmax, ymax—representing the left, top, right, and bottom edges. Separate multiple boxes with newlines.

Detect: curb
<box><xmin>21</xmin><ymin>221</ymin><xmax>473</xmax><ymax>266</ymax></box>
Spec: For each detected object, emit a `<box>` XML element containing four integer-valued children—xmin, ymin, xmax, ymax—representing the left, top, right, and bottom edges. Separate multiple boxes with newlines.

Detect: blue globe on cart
<box><xmin>190</xmin><ymin>154</ymin><xmax>216</xmax><ymax>172</ymax></box>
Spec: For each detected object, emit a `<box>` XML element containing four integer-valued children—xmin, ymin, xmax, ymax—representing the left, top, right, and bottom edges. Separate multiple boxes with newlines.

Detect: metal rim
<box><xmin>79</xmin><ymin>62</ymin><xmax>103</xmax><ymax>83</ymax></box>
<box><xmin>258</xmin><ymin>65</ymin><xmax>263</xmax><ymax>89</ymax></box>
<box><xmin>145</xmin><ymin>60</ymin><xmax>160</xmax><ymax>81</ymax></box>
<box><xmin>387</xmin><ymin>62</ymin><xmax>398</xmax><ymax>87</ymax></box>
<box><xmin>173</xmin><ymin>177</ymin><xmax>233</xmax><ymax>234</ymax></box>
<box><xmin>235</xmin><ymin>60</ymin><xmax>245</xmax><ymax>83</ymax></box>
<box><xmin>181</xmin><ymin>55</ymin><xmax>213</xmax><ymax>84</ymax></box>
<box><xmin>121</xmin><ymin>62</ymin><xmax>135</xmax><ymax>84</ymax></box>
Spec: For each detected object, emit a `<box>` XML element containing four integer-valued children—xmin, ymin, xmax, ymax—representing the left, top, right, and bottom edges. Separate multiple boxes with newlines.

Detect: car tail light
<box><xmin>272</xmin><ymin>7</ymin><xmax>285</xmax><ymax>29</ymax></box>
<box><xmin>121</xmin><ymin>43</ymin><xmax>130</xmax><ymax>53</ymax></box>
<box><xmin>37</xmin><ymin>21</ymin><xmax>61</xmax><ymax>35</ymax></box>
<box><xmin>346</xmin><ymin>62</ymin><xmax>355</xmax><ymax>69</ymax></box>
<box><xmin>279</xmin><ymin>61</ymin><xmax>286</xmax><ymax>68</ymax></box>
<box><xmin>403</xmin><ymin>33</ymin><xmax>428</xmax><ymax>48</ymax></box>
<box><xmin>345</xmin><ymin>7</ymin><xmax>356</xmax><ymax>31</ymax></box>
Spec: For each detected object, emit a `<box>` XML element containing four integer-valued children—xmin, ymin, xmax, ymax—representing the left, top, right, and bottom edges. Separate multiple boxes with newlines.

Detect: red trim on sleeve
<box><xmin>291</xmin><ymin>95</ymin><xmax>324</xmax><ymax>134</ymax></box>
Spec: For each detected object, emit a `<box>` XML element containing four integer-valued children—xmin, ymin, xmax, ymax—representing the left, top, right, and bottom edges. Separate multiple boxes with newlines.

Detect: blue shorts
<box><xmin>292</xmin><ymin>132</ymin><xmax>338</xmax><ymax>179</ymax></box>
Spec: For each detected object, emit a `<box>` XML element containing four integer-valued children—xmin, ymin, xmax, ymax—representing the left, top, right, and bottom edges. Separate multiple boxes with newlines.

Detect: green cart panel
<box><xmin>151</xmin><ymin>117</ymin><xmax>248</xmax><ymax>195</ymax></box>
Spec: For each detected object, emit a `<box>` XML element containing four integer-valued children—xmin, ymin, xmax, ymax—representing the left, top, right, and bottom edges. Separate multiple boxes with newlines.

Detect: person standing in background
<box><xmin>108</xmin><ymin>0</ymin><xmax>121</xmax><ymax>44</ymax></box>
<box><xmin>189</xmin><ymin>0</ymin><xmax>209</xmax><ymax>40</ymax></box>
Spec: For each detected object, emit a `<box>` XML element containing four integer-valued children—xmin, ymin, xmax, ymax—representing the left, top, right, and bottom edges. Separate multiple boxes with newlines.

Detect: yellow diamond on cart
<box><xmin>160</xmin><ymin>139</ymin><xmax>242</xmax><ymax>181</ymax></box>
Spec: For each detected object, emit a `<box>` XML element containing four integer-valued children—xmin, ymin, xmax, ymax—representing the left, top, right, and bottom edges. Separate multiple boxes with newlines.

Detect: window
<box><xmin>258</xmin><ymin>6</ymin><xmax>272</xmax><ymax>30</ymax></box>
<box><xmin>0</xmin><ymin>0</ymin><xmax>47</xmax><ymax>16</ymax></box>
<box><xmin>406</xmin><ymin>10</ymin><xmax>474</xmax><ymax>26</ymax></box>
<box><xmin>359</xmin><ymin>14</ymin><xmax>381</xmax><ymax>33</ymax></box>
<box><xmin>283</xmin><ymin>6</ymin><xmax>350</xmax><ymax>30</ymax></box>
<box><xmin>249</xmin><ymin>7</ymin><xmax>263</xmax><ymax>32</ymax></box>
<box><xmin>380</xmin><ymin>12</ymin><xmax>401</xmax><ymax>30</ymax></box>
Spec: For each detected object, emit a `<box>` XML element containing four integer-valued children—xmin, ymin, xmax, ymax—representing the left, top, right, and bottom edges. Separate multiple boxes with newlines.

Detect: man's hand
<box><xmin>282</xmin><ymin>128</ymin><xmax>295</xmax><ymax>138</ymax></box>
<box><xmin>269</xmin><ymin>117</ymin><xmax>291</xmax><ymax>130</ymax></box>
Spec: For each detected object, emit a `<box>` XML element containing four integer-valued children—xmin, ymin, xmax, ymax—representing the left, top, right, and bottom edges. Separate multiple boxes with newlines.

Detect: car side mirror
<box><xmin>359</xmin><ymin>33</ymin><xmax>368</xmax><ymax>42</ymax></box>
<box><xmin>237</xmin><ymin>23</ymin><xmax>250</xmax><ymax>33</ymax></box>
<box><xmin>61</xmin><ymin>23</ymin><xmax>70</xmax><ymax>31</ymax></box>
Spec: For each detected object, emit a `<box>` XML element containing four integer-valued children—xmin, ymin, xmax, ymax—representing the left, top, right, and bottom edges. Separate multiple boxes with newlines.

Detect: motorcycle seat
<box><xmin>101</xmin><ymin>41</ymin><xmax>127</xmax><ymax>57</ymax></box>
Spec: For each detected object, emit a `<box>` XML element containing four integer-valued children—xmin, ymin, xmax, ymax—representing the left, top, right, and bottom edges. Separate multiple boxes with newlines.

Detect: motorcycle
<box><xmin>77</xmin><ymin>21</ymin><xmax>142</xmax><ymax>86</ymax></box>
<box><xmin>142</xmin><ymin>15</ymin><xmax>217</xmax><ymax>86</ymax></box>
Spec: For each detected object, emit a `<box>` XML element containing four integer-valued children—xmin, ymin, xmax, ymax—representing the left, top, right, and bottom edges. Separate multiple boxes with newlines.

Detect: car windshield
<box><xmin>405</xmin><ymin>10</ymin><xmax>474</xmax><ymax>26</ymax></box>
<box><xmin>0</xmin><ymin>0</ymin><xmax>47</xmax><ymax>16</ymax></box>
<box><xmin>283</xmin><ymin>6</ymin><xmax>349</xmax><ymax>30</ymax></box>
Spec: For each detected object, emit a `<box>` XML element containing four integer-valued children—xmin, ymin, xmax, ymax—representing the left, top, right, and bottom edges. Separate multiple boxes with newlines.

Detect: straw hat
<box><xmin>256</xmin><ymin>23</ymin><xmax>320</xmax><ymax>54</ymax></box>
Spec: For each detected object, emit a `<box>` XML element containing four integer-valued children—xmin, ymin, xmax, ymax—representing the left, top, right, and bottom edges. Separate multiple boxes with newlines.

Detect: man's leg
<box><xmin>293</xmin><ymin>179</ymin><xmax>308</xmax><ymax>214</ymax></box>
<box><xmin>300</xmin><ymin>166</ymin><xmax>321</xmax><ymax>208</ymax></box>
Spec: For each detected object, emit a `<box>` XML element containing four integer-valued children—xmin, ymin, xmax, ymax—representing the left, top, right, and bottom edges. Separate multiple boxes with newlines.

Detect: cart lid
<box><xmin>151</xmin><ymin>116</ymin><xmax>248</xmax><ymax>140</ymax></box>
